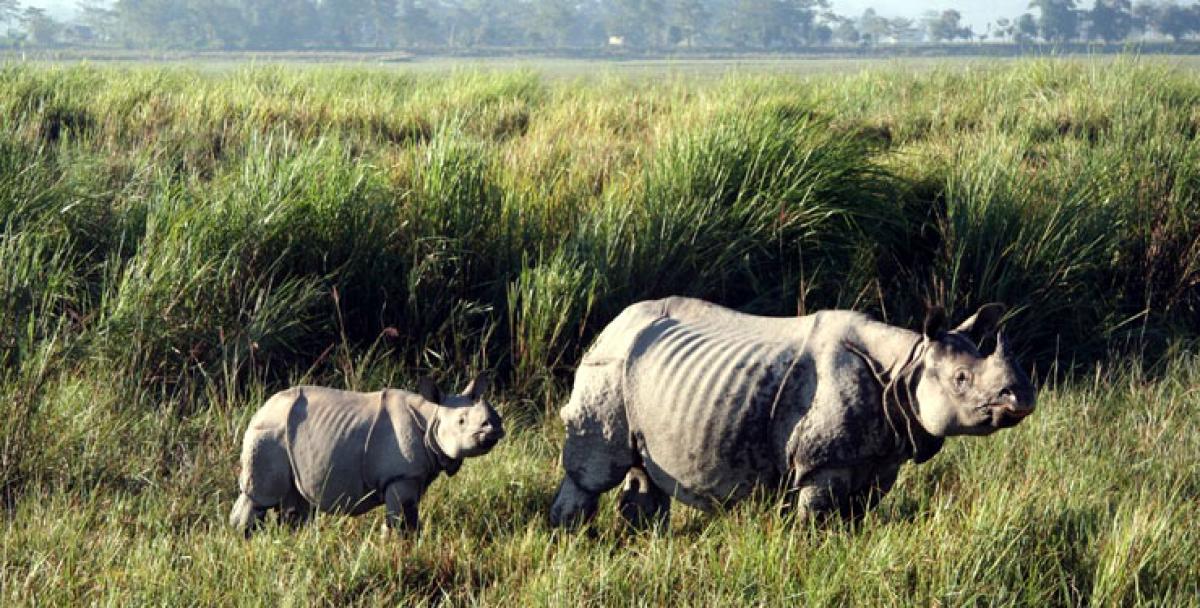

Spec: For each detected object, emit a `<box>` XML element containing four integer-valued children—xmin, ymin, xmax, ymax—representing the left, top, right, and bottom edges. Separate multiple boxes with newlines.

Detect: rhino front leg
<box><xmin>233</xmin><ymin>426</ymin><xmax>294</xmax><ymax>537</ymax></box>
<box><xmin>616</xmin><ymin>466</ymin><xmax>670</xmax><ymax>531</ymax></box>
<box><xmin>551</xmin><ymin>360</ymin><xmax>635</xmax><ymax>529</ymax></box>
<box><xmin>842</xmin><ymin>465</ymin><xmax>900</xmax><ymax>520</ymax></box>
<box><xmin>835</xmin><ymin>465</ymin><xmax>902</xmax><ymax>518</ymax></box>
<box><xmin>549</xmin><ymin>433</ymin><xmax>635</xmax><ymax>529</ymax></box>
<box><xmin>549</xmin><ymin>475</ymin><xmax>600</xmax><ymax>529</ymax></box>
<box><xmin>782</xmin><ymin>468</ymin><xmax>852</xmax><ymax>523</ymax></box>
<box><xmin>383</xmin><ymin>480</ymin><xmax>423</xmax><ymax>535</ymax></box>
<box><xmin>784</xmin><ymin>466</ymin><xmax>899</xmax><ymax>522</ymax></box>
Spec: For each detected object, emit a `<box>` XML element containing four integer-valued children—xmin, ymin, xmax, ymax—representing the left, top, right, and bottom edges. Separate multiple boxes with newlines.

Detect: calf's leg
<box><xmin>383</xmin><ymin>479</ymin><xmax>423</xmax><ymax>535</ymax></box>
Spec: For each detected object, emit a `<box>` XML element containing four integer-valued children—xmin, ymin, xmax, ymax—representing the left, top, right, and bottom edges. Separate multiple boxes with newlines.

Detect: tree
<box><xmin>888</xmin><ymin>16</ymin><xmax>920</xmax><ymax>43</ymax></box>
<box><xmin>722</xmin><ymin>0</ymin><xmax>826</xmax><ymax>49</ymax></box>
<box><xmin>456</xmin><ymin>0</ymin><xmax>522</xmax><ymax>47</ymax></box>
<box><xmin>528</xmin><ymin>0</ymin><xmax>575</xmax><ymax>47</ymax></box>
<box><xmin>1016</xmin><ymin>12</ymin><xmax>1039</xmax><ymax>41</ymax></box>
<box><xmin>993</xmin><ymin>17</ymin><xmax>1014</xmax><ymax>41</ymax></box>
<box><xmin>1151</xmin><ymin>2</ymin><xmax>1200</xmax><ymax>41</ymax></box>
<box><xmin>113</xmin><ymin>0</ymin><xmax>200</xmax><ymax>48</ymax></box>
<box><xmin>832</xmin><ymin>17</ymin><xmax>859</xmax><ymax>45</ymax></box>
<box><xmin>364</xmin><ymin>0</ymin><xmax>398</xmax><ymax>48</ymax></box>
<box><xmin>668</xmin><ymin>0</ymin><xmax>710</xmax><ymax>47</ymax></box>
<box><xmin>21</xmin><ymin>6</ymin><xmax>61</xmax><ymax>46</ymax></box>
<box><xmin>75</xmin><ymin>1</ymin><xmax>118</xmax><ymax>43</ymax></box>
<box><xmin>789</xmin><ymin>0</ymin><xmax>829</xmax><ymax>46</ymax></box>
<box><xmin>1</xmin><ymin>0</ymin><xmax>19</xmax><ymax>30</ymax></box>
<box><xmin>723</xmin><ymin>0</ymin><xmax>777</xmax><ymax>48</ymax></box>
<box><xmin>188</xmin><ymin>1</ymin><xmax>247</xmax><ymax>49</ymax></box>
<box><xmin>320</xmin><ymin>0</ymin><xmax>367</xmax><ymax>47</ymax></box>
<box><xmin>1087</xmin><ymin>0</ymin><xmax>1133</xmax><ymax>42</ymax></box>
<box><xmin>1030</xmin><ymin>0</ymin><xmax>1079</xmax><ymax>42</ymax></box>
<box><xmin>811</xmin><ymin>22</ymin><xmax>832</xmax><ymax>45</ymax></box>
<box><xmin>859</xmin><ymin>8</ymin><xmax>889</xmax><ymax>45</ymax></box>
<box><xmin>1132</xmin><ymin>1</ymin><xmax>1157</xmax><ymax>34</ymax></box>
<box><xmin>606</xmin><ymin>0</ymin><xmax>666</xmax><ymax>48</ymax></box>
<box><xmin>924</xmin><ymin>9</ymin><xmax>971</xmax><ymax>42</ymax></box>
<box><xmin>397</xmin><ymin>0</ymin><xmax>440</xmax><ymax>47</ymax></box>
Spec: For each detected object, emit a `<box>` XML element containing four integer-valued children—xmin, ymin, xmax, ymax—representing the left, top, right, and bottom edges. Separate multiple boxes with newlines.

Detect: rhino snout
<box><xmin>469</xmin><ymin>408</ymin><xmax>505</xmax><ymax>448</ymax></box>
<box><xmin>986</xmin><ymin>385</ymin><xmax>1035</xmax><ymax>428</ymax></box>
<box><xmin>476</xmin><ymin>421</ymin><xmax>504</xmax><ymax>446</ymax></box>
<box><xmin>998</xmin><ymin>384</ymin><xmax>1036</xmax><ymax>413</ymax></box>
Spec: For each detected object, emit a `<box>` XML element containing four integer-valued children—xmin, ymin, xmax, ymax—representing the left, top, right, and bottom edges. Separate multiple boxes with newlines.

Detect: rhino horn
<box><xmin>992</xmin><ymin>330</ymin><xmax>1008</xmax><ymax>359</ymax></box>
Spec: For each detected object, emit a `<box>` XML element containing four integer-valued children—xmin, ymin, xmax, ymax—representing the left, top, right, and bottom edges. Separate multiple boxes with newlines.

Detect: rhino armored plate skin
<box><xmin>230</xmin><ymin>375</ymin><xmax>503</xmax><ymax>537</ymax></box>
<box><xmin>549</xmin><ymin>297</ymin><xmax>1036</xmax><ymax>529</ymax></box>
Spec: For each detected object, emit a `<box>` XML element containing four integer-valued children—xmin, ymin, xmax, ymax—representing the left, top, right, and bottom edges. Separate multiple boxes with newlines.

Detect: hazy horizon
<box><xmin>23</xmin><ymin>1</ymin><xmax>1097</xmax><ymax>34</ymax></box>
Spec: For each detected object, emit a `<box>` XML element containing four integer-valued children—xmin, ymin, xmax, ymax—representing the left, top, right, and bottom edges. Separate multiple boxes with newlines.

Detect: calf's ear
<box><xmin>953</xmin><ymin>303</ymin><xmax>1006</xmax><ymax>346</ymax></box>
<box><xmin>923</xmin><ymin>306</ymin><xmax>947</xmax><ymax>341</ymax></box>
<box><xmin>418</xmin><ymin>377</ymin><xmax>444</xmax><ymax>404</ymax></box>
<box><xmin>463</xmin><ymin>373</ymin><xmax>491</xmax><ymax>401</ymax></box>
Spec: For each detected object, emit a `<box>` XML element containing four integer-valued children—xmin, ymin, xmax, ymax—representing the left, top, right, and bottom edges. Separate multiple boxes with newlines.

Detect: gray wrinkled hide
<box><xmin>549</xmin><ymin>297</ymin><xmax>1035</xmax><ymax>529</ymax></box>
<box><xmin>230</xmin><ymin>383</ymin><xmax>501</xmax><ymax>536</ymax></box>
<box><xmin>240</xmin><ymin>388</ymin><xmax>434</xmax><ymax>513</ymax></box>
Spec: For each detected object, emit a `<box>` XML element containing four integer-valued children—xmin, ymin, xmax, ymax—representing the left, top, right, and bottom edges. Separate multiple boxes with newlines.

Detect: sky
<box><xmin>24</xmin><ymin>1</ymin><xmax>1093</xmax><ymax>34</ymax></box>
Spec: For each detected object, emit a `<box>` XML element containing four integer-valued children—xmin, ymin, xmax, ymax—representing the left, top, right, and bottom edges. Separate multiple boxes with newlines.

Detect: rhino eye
<box><xmin>458</xmin><ymin>416</ymin><xmax>466</xmax><ymax>426</ymax></box>
<box><xmin>953</xmin><ymin>369</ymin><xmax>973</xmax><ymax>392</ymax></box>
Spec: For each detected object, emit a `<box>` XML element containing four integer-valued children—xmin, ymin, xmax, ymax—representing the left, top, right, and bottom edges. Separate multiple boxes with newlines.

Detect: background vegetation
<box><xmin>0</xmin><ymin>57</ymin><xmax>1197</xmax><ymax>604</ymax></box>
<box><xmin>5</xmin><ymin>1</ymin><xmax>1200</xmax><ymax>52</ymax></box>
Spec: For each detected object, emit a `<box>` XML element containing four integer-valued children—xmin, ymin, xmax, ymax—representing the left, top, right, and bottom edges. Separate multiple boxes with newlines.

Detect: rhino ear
<box><xmin>923</xmin><ymin>306</ymin><xmax>947</xmax><ymax>341</ymax></box>
<box><xmin>953</xmin><ymin>303</ymin><xmax>1006</xmax><ymax>346</ymax></box>
<box><xmin>462</xmin><ymin>373</ymin><xmax>491</xmax><ymax>401</ymax></box>
<box><xmin>417</xmin><ymin>376</ymin><xmax>443</xmax><ymax>404</ymax></box>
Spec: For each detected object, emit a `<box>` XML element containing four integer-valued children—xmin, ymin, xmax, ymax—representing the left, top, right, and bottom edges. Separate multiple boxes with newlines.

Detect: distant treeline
<box><xmin>2</xmin><ymin>1</ymin><xmax>1200</xmax><ymax>52</ymax></box>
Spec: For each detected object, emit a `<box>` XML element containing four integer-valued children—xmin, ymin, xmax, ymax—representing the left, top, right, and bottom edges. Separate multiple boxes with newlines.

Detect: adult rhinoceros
<box><xmin>548</xmin><ymin>297</ymin><xmax>1036</xmax><ymax>529</ymax></box>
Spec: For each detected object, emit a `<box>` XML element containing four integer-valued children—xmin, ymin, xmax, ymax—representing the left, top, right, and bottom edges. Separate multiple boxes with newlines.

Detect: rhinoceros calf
<box><xmin>549</xmin><ymin>297</ymin><xmax>1036</xmax><ymax>529</ymax></box>
<box><xmin>230</xmin><ymin>375</ymin><xmax>503</xmax><ymax>536</ymax></box>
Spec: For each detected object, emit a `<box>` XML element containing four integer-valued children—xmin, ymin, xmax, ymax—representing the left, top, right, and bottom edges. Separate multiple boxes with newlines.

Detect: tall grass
<box><xmin>0</xmin><ymin>58</ymin><xmax>1197</xmax><ymax>604</ymax></box>
<box><xmin>2</xmin><ymin>60</ymin><xmax>1195</xmax><ymax>387</ymax></box>
<box><xmin>2</xmin><ymin>349</ymin><xmax>1196</xmax><ymax>605</ymax></box>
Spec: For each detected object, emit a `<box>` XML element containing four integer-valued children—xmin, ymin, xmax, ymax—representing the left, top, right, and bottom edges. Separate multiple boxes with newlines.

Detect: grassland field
<box><xmin>0</xmin><ymin>56</ymin><xmax>1198</xmax><ymax>605</ymax></box>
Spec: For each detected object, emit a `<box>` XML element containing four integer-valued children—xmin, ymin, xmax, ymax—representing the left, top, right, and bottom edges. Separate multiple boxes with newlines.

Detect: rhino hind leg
<box><xmin>278</xmin><ymin>483</ymin><xmax>313</xmax><ymax>529</ymax></box>
<box><xmin>616</xmin><ymin>466</ymin><xmax>670</xmax><ymax>531</ymax></box>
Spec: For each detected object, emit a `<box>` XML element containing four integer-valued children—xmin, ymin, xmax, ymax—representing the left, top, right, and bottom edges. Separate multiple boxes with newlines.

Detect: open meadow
<box><xmin>1</xmin><ymin>57</ymin><xmax>1198</xmax><ymax>605</ymax></box>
